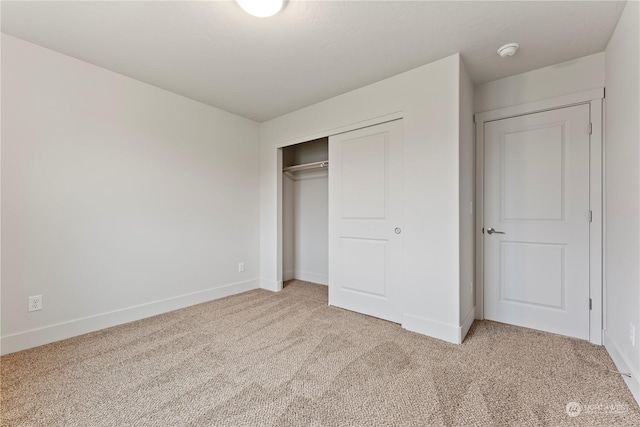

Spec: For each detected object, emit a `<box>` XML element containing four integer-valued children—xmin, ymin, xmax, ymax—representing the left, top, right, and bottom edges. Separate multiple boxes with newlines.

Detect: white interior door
<box><xmin>328</xmin><ymin>120</ymin><xmax>403</xmax><ymax>323</ymax></box>
<box><xmin>484</xmin><ymin>104</ymin><xmax>591</xmax><ymax>340</ymax></box>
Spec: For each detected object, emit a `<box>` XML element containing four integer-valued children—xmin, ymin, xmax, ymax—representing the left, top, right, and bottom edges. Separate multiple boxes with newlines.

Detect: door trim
<box><xmin>474</xmin><ymin>88</ymin><xmax>604</xmax><ymax>345</ymax></box>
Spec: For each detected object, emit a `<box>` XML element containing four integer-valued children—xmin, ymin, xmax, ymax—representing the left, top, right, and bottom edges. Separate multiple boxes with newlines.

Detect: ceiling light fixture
<box><xmin>236</xmin><ymin>0</ymin><xmax>284</xmax><ymax>18</ymax></box>
<box><xmin>497</xmin><ymin>43</ymin><xmax>519</xmax><ymax>58</ymax></box>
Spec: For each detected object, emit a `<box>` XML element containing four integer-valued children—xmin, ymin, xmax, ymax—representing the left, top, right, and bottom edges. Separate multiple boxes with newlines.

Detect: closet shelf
<box><xmin>282</xmin><ymin>161</ymin><xmax>329</xmax><ymax>173</ymax></box>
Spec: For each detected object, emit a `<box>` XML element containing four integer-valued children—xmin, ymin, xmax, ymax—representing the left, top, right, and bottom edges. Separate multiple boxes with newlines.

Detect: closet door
<box><xmin>328</xmin><ymin>120</ymin><xmax>403</xmax><ymax>323</ymax></box>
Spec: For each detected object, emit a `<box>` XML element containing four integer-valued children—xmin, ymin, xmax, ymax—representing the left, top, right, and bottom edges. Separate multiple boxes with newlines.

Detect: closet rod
<box><xmin>282</xmin><ymin>161</ymin><xmax>329</xmax><ymax>173</ymax></box>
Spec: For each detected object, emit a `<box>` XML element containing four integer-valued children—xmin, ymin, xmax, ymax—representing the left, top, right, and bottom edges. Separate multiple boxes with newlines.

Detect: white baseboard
<box><xmin>604</xmin><ymin>331</ymin><xmax>640</xmax><ymax>407</ymax></box>
<box><xmin>260</xmin><ymin>278</ymin><xmax>281</xmax><ymax>292</ymax></box>
<box><xmin>460</xmin><ymin>306</ymin><xmax>476</xmax><ymax>343</ymax></box>
<box><xmin>0</xmin><ymin>279</ymin><xmax>259</xmax><ymax>356</ymax></box>
<box><xmin>402</xmin><ymin>313</ymin><xmax>460</xmax><ymax>344</ymax></box>
<box><xmin>293</xmin><ymin>270</ymin><xmax>328</xmax><ymax>286</ymax></box>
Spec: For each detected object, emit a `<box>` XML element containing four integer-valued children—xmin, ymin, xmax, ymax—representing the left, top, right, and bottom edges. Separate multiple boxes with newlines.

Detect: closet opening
<box><xmin>281</xmin><ymin>137</ymin><xmax>329</xmax><ymax>290</ymax></box>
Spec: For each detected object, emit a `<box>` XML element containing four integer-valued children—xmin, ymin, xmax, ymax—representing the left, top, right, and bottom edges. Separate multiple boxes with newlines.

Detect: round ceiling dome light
<box><xmin>236</xmin><ymin>0</ymin><xmax>284</xmax><ymax>18</ymax></box>
<box><xmin>497</xmin><ymin>43</ymin><xmax>519</xmax><ymax>58</ymax></box>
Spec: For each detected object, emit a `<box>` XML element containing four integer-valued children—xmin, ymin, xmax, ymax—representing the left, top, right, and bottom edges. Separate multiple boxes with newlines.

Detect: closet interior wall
<box><xmin>282</xmin><ymin>138</ymin><xmax>329</xmax><ymax>285</ymax></box>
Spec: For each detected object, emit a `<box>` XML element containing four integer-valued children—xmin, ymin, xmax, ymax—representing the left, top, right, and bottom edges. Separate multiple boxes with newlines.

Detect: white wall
<box><xmin>458</xmin><ymin>59</ymin><xmax>475</xmax><ymax>338</ymax></box>
<box><xmin>282</xmin><ymin>173</ymin><xmax>295</xmax><ymax>280</ymax></box>
<box><xmin>292</xmin><ymin>171</ymin><xmax>328</xmax><ymax>285</ymax></box>
<box><xmin>604</xmin><ymin>1</ymin><xmax>640</xmax><ymax>403</ymax></box>
<box><xmin>261</xmin><ymin>54</ymin><xmax>465</xmax><ymax>343</ymax></box>
<box><xmin>1</xmin><ymin>35</ymin><xmax>261</xmax><ymax>354</ymax></box>
<box><xmin>474</xmin><ymin>52</ymin><xmax>605</xmax><ymax>113</ymax></box>
<box><xmin>283</xmin><ymin>170</ymin><xmax>329</xmax><ymax>285</ymax></box>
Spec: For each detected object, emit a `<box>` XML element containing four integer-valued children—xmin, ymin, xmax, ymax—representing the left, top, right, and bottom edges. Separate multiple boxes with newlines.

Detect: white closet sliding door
<box><xmin>328</xmin><ymin>120</ymin><xmax>404</xmax><ymax>323</ymax></box>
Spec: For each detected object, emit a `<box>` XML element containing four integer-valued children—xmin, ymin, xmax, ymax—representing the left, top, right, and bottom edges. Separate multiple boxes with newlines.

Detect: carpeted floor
<box><xmin>1</xmin><ymin>280</ymin><xmax>639</xmax><ymax>426</ymax></box>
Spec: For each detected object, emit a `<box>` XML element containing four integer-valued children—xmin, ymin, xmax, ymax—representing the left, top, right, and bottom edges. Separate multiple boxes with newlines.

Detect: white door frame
<box><xmin>474</xmin><ymin>88</ymin><xmax>604</xmax><ymax>345</ymax></box>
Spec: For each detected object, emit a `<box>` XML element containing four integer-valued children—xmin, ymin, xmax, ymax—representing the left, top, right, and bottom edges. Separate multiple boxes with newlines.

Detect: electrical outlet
<box><xmin>630</xmin><ymin>323</ymin><xmax>636</xmax><ymax>347</ymax></box>
<box><xmin>238</xmin><ymin>262</ymin><xmax>245</xmax><ymax>273</ymax></box>
<box><xmin>28</xmin><ymin>295</ymin><xmax>42</xmax><ymax>312</ymax></box>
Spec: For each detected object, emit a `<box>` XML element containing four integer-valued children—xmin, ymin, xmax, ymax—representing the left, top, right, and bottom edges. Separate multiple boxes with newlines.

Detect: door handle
<box><xmin>486</xmin><ymin>227</ymin><xmax>505</xmax><ymax>235</ymax></box>
<box><xmin>394</xmin><ymin>227</ymin><xmax>402</xmax><ymax>234</ymax></box>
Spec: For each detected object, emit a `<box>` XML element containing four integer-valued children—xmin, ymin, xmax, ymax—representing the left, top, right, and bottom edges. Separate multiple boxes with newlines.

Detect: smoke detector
<box><xmin>497</xmin><ymin>43</ymin><xmax>519</xmax><ymax>58</ymax></box>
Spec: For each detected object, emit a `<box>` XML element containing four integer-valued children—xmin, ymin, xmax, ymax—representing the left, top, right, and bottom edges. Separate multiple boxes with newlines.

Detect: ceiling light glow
<box><xmin>236</xmin><ymin>0</ymin><xmax>284</xmax><ymax>18</ymax></box>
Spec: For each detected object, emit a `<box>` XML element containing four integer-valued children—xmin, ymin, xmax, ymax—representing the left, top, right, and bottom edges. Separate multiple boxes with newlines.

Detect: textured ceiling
<box><xmin>1</xmin><ymin>1</ymin><xmax>626</xmax><ymax>122</ymax></box>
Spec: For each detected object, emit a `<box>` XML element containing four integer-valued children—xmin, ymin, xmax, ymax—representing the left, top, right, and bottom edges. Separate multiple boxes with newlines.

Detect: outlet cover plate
<box><xmin>28</xmin><ymin>295</ymin><xmax>42</xmax><ymax>312</ymax></box>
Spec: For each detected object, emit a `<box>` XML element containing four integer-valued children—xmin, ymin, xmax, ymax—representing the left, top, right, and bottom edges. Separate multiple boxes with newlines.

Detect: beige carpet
<box><xmin>1</xmin><ymin>280</ymin><xmax>639</xmax><ymax>426</ymax></box>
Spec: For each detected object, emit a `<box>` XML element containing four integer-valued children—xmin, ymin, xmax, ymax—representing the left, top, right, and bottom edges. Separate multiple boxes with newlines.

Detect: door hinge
<box><xmin>589</xmin><ymin>210</ymin><xmax>593</xmax><ymax>222</ymax></box>
<box><xmin>588</xmin><ymin>123</ymin><xmax>593</xmax><ymax>135</ymax></box>
<box><xmin>589</xmin><ymin>298</ymin><xmax>592</xmax><ymax>310</ymax></box>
